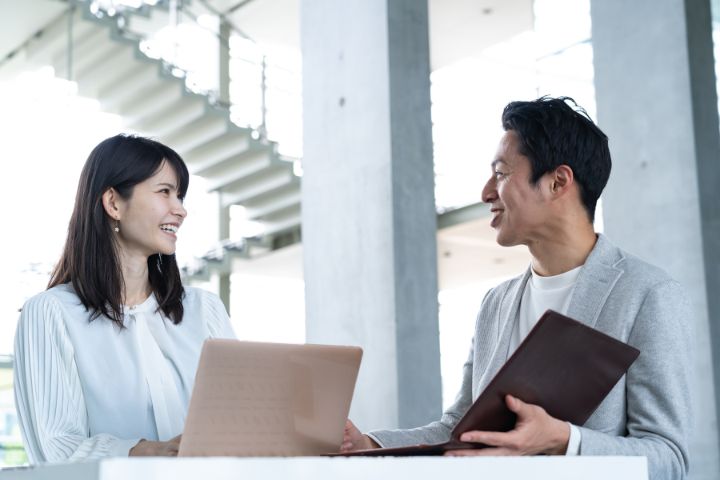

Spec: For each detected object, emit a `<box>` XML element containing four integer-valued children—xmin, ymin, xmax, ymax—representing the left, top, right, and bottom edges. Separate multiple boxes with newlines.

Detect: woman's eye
<box><xmin>494</xmin><ymin>171</ymin><xmax>507</xmax><ymax>179</ymax></box>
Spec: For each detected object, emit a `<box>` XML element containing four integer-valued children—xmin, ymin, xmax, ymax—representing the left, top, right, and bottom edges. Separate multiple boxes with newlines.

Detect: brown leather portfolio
<box><xmin>341</xmin><ymin>309</ymin><xmax>640</xmax><ymax>456</ymax></box>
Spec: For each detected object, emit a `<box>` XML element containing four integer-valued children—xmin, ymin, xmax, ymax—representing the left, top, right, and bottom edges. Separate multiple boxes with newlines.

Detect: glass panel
<box><xmin>0</xmin><ymin>358</ymin><xmax>27</xmax><ymax>466</ymax></box>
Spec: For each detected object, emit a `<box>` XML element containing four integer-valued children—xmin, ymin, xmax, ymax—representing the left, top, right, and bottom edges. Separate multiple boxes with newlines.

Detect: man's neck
<box><xmin>528</xmin><ymin>226</ymin><xmax>598</xmax><ymax>277</ymax></box>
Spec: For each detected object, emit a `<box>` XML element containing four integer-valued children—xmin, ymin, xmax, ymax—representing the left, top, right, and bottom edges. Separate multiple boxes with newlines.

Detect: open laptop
<box><xmin>179</xmin><ymin>339</ymin><xmax>363</xmax><ymax>457</ymax></box>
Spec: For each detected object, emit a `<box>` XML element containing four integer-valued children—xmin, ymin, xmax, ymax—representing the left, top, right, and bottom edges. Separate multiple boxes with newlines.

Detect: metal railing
<box><xmin>0</xmin><ymin>0</ymin><xmax>304</xmax><ymax>158</ymax></box>
<box><xmin>86</xmin><ymin>0</ymin><xmax>303</xmax><ymax>157</ymax></box>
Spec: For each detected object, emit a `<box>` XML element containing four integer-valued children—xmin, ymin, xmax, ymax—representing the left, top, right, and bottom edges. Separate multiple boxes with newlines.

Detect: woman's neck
<box><xmin>119</xmin><ymin>249</ymin><xmax>151</xmax><ymax>306</ymax></box>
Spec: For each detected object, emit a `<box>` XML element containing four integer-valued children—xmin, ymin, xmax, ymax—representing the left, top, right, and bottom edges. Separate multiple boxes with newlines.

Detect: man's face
<box><xmin>481</xmin><ymin>130</ymin><xmax>549</xmax><ymax>247</ymax></box>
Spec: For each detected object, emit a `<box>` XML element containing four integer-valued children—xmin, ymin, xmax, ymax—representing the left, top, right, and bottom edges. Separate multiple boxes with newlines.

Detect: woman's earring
<box><xmin>114</xmin><ymin>221</ymin><xmax>120</xmax><ymax>233</ymax></box>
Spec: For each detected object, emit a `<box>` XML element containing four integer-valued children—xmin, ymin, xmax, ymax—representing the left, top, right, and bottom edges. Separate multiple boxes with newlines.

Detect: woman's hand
<box><xmin>129</xmin><ymin>435</ymin><xmax>181</xmax><ymax>456</ymax></box>
<box><xmin>340</xmin><ymin>419</ymin><xmax>380</xmax><ymax>453</ymax></box>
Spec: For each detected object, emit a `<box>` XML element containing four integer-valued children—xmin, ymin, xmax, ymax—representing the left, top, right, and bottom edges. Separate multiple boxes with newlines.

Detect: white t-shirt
<box><xmin>13</xmin><ymin>283</ymin><xmax>235</xmax><ymax>464</ymax></box>
<box><xmin>510</xmin><ymin>265</ymin><xmax>582</xmax><ymax>352</ymax></box>
<box><xmin>510</xmin><ymin>265</ymin><xmax>583</xmax><ymax>456</ymax></box>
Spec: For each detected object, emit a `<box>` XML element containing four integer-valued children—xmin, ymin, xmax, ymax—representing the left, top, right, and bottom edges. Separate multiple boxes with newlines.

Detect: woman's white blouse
<box><xmin>13</xmin><ymin>283</ymin><xmax>235</xmax><ymax>464</ymax></box>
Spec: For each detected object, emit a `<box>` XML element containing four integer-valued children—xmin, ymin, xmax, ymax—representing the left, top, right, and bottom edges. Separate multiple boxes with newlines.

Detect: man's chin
<box><xmin>494</xmin><ymin>232</ymin><xmax>518</xmax><ymax>248</ymax></box>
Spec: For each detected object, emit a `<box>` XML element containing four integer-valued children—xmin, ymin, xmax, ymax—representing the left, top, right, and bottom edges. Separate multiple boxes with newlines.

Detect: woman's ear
<box><xmin>102</xmin><ymin>188</ymin><xmax>122</xmax><ymax>220</ymax></box>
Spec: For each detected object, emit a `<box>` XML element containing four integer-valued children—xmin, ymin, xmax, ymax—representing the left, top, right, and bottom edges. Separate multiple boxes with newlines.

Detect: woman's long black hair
<box><xmin>48</xmin><ymin>134</ymin><xmax>190</xmax><ymax>328</ymax></box>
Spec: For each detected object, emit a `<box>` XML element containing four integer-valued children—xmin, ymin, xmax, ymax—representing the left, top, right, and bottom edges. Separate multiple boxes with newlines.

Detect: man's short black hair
<box><xmin>501</xmin><ymin>96</ymin><xmax>611</xmax><ymax>222</ymax></box>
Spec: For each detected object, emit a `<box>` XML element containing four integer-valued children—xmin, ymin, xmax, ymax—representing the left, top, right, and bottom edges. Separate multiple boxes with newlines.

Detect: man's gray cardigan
<box><xmin>369</xmin><ymin>234</ymin><xmax>692</xmax><ymax>480</ymax></box>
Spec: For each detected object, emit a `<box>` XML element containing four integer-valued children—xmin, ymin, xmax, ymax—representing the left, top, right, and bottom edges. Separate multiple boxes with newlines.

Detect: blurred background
<box><xmin>0</xmin><ymin>0</ymin><xmax>718</xmax><ymax>475</ymax></box>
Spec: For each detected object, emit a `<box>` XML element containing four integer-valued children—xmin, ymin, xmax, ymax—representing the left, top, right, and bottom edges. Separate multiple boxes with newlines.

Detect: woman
<box><xmin>13</xmin><ymin>134</ymin><xmax>235</xmax><ymax>463</ymax></box>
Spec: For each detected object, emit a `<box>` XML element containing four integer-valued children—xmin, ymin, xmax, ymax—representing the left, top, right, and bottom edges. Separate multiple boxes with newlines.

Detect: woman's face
<box><xmin>115</xmin><ymin>161</ymin><xmax>187</xmax><ymax>258</ymax></box>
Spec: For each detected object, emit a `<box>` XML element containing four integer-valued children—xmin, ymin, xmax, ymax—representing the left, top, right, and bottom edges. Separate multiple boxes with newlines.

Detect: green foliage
<box><xmin>0</xmin><ymin>443</ymin><xmax>28</xmax><ymax>467</ymax></box>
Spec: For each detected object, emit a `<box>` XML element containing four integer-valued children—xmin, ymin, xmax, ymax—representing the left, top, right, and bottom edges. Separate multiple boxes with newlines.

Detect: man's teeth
<box><xmin>160</xmin><ymin>225</ymin><xmax>178</xmax><ymax>234</ymax></box>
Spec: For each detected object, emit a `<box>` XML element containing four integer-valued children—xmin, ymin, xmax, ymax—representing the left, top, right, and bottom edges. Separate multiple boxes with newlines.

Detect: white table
<box><xmin>0</xmin><ymin>456</ymin><xmax>648</xmax><ymax>480</ymax></box>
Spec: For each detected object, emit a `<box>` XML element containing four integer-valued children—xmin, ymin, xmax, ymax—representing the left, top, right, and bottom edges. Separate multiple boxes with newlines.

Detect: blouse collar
<box><xmin>123</xmin><ymin>292</ymin><xmax>159</xmax><ymax>315</ymax></box>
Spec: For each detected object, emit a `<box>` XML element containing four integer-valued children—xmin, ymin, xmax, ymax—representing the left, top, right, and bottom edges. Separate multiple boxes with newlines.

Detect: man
<box><xmin>342</xmin><ymin>97</ymin><xmax>692</xmax><ymax>480</ymax></box>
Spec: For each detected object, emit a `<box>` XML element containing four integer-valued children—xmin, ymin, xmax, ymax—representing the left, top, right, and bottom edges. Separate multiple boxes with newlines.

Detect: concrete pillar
<box><xmin>218</xmin><ymin>18</ymin><xmax>231</xmax><ymax>311</ymax></box>
<box><xmin>300</xmin><ymin>0</ymin><xmax>442</xmax><ymax>430</ymax></box>
<box><xmin>591</xmin><ymin>0</ymin><xmax>720</xmax><ymax>478</ymax></box>
<box><xmin>219</xmin><ymin>18</ymin><xmax>231</xmax><ymax>106</ymax></box>
<box><xmin>218</xmin><ymin>196</ymin><xmax>231</xmax><ymax>310</ymax></box>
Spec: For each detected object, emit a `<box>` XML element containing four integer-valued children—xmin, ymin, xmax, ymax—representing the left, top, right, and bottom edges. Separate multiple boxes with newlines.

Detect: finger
<box><xmin>506</xmin><ymin>395</ymin><xmax>545</xmax><ymax>418</ymax></box>
<box><xmin>505</xmin><ymin>395</ymin><xmax>539</xmax><ymax>422</ymax></box>
<box><xmin>506</xmin><ymin>394</ymin><xmax>525</xmax><ymax>412</ymax></box>
<box><xmin>460</xmin><ymin>430</ymin><xmax>513</xmax><ymax>446</ymax></box>
<box><xmin>169</xmin><ymin>435</ymin><xmax>182</xmax><ymax>444</ymax></box>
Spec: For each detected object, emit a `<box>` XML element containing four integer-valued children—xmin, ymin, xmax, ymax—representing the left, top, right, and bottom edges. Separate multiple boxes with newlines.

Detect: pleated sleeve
<box><xmin>13</xmin><ymin>293</ymin><xmax>140</xmax><ymax>464</ymax></box>
<box><xmin>202</xmin><ymin>290</ymin><xmax>236</xmax><ymax>339</ymax></box>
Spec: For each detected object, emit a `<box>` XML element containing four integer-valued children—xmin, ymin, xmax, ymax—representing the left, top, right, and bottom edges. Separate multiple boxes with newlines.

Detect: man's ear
<box><xmin>549</xmin><ymin>165</ymin><xmax>574</xmax><ymax>196</ymax></box>
<box><xmin>102</xmin><ymin>187</ymin><xmax>122</xmax><ymax>220</ymax></box>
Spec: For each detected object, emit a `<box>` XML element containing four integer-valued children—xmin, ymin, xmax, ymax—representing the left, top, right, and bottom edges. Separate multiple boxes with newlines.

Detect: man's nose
<box><xmin>481</xmin><ymin>176</ymin><xmax>497</xmax><ymax>204</ymax></box>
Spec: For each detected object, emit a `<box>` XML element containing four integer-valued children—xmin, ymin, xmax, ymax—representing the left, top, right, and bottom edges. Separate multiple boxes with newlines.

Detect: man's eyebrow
<box><xmin>491</xmin><ymin>159</ymin><xmax>508</xmax><ymax>168</ymax></box>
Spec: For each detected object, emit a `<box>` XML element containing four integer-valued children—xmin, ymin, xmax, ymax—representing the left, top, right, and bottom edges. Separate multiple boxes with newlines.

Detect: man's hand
<box><xmin>340</xmin><ymin>419</ymin><xmax>380</xmax><ymax>453</ymax></box>
<box><xmin>445</xmin><ymin>395</ymin><xmax>569</xmax><ymax>457</ymax></box>
<box><xmin>129</xmin><ymin>435</ymin><xmax>181</xmax><ymax>456</ymax></box>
